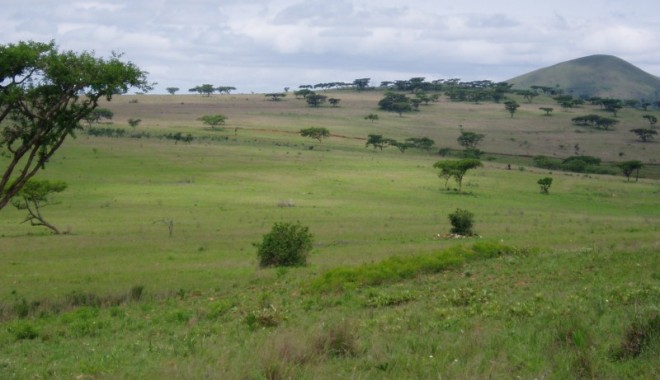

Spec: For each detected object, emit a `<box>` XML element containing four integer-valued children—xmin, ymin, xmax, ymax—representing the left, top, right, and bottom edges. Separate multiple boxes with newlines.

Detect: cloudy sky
<box><xmin>3</xmin><ymin>0</ymin><xmax>659</xmax><ymax>93</ymax></box>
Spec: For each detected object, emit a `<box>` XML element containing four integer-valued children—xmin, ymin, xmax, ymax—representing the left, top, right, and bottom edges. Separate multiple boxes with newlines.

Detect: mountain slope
<box><xmin>508</xmin><ymin>55</ymin><xmax>660</xmax><ymax>100</ymax></box>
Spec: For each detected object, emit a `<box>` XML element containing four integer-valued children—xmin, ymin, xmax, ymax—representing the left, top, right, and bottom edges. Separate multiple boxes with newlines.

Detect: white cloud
<box><xmin>2</xmin><ymin>0</ymin><xmax>659</xmax><ymax>93</ymax></box>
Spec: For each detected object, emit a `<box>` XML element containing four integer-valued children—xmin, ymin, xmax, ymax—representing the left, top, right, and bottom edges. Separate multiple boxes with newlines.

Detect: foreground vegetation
<box><xmin>0</xmin><ymin>92</ymin><xmax>658</xmax><ymax>378</ymax></box>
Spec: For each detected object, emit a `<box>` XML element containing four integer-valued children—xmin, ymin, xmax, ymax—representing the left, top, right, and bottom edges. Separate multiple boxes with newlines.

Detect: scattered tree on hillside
<box><xmin>300</xmin><ymin>127</ymin><xmax>330</xmax><ymax>144</ymax></box>
<box><xmin>602</xmin><ymin>99</ymin><xmax>623</xmax><ymax>117</ymax></box>
<box><xmin>306</xmin><ymin>94</ymin><xmax>327</xmax><ymax>107</ymax></box>
<box><xmin>616</xmin><ymin>160</ymin><xmax>643</xmax><ymax>182</ymax></box>
<box><xmin>364</xmin><ymin>113</ymin><xmax>379</xmax><ymax>122</ymax></box>
<box><xmin>294</xmin><ymin>89</ymin><xmax>315</xmax><ymax>99</ymax></box>
<box><xmin>265</xmin><ymin>93</ymin><xmax>286</xmax><ymax>101</ymax></box>
<box><xmin>642</xmin><ymin>114</ymin><xmax>657</xmax><ymax>127</ymax></box>
<box><xmin>189</xmin><ymin>84</ymin><xmax>216</xmax><ymax>96</ymax></box>
<box><xmin>128</xmin><ymin>118</ymin><xmax>141</xmax><ymax>128</ymax></box>
<box><xmin>572</xmin><ymin>114</ymin><xmax>618</xmax><ymax>130</ymax></box>
<box><xmin>365</xmin><ymin>134</ymin><xmax>387</xmax><ymax>150</ymax></box>
<box><xmin>328</xmin><ymin>98</ymin><xmax>341</xmax><ymax>107</ymax></box>
<box><xmin>11</xmin><ymin>179</ymin><xmax>68</xmax><ymax>234</ymax></box>
<box><xmin>519</xmin><ymin>90</ymin><xmax>539</xmax><ymax>103</ymax></box>
<box><xmin>537</xmin><ymin>177</ymin><xmax>553</xmax><ymax>194</ymax></box>
<box><xmin>198</xmin><ymin>114</ymin><xmax>227</xmax><ymax>129</ymax></box>
<box><xmin>630</xmin><ymin>128</ymin><xmax>657</xmax><ymax>142</ymax></box>
<box><xmin>353</xmin><ymin>78</ymin><xmax>371</xmax><ymax>91</ymax></box>
<box><xmin>216</xmin><ymin>86</ymin><xmax>236</xmax><ymax>94</ymax></box>
<box><xmin>457</xmin><ymin>131</ymin><xmax>484</xmax><ymax>150</ymax></box>
<box><xmin>504</xmin><ymin>100</ymin><xmax>520</xmax><ymax>118</ymax></box>
<box><xmin>406</xmin><ymin>137</ymin><xmax>435</xmax><ymax>151</ymax></box>
<box><xmin>0</xmin><ymin>40</ymin><xmax>150</xmax><ymax>211</ymax></box>
<box><xmin>433</xmin><ymin>159</ymin><xmax>482</xmax><ymax>192</ymax></box>
<box><xmin>166</xmin><ymin>87</ymin><xmax>180</xmax><ymax>95</ymax></box>
<box><xmin>540</xmin><ymin>107</ymin><xmax>554</xmax><ymax>116</ymax></box>
<box><xmin>83</xmin><ymin>108</ymin><xmax>114</xmax><ymax>128</ymax></box>
<box><xmin>378</xmin><ymin>91</ymin><xmax>412</xmax><ymax>116</ymax></box>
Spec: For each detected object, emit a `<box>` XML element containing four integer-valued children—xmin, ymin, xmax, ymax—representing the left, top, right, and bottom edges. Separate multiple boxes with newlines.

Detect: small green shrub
<box><xmin>255</xmin><ymin>221</ymin><xmax>313</xmax><ymax>267</ymax></box>
<box><xmin>538</xmin><ymin>177</ymin><xmax>553</xmax><ymax>194</ymax></box>
<box><xmin>448</xmin><ymin>208</ymin><xmax>475</xmax><ymax>236</ymax></box>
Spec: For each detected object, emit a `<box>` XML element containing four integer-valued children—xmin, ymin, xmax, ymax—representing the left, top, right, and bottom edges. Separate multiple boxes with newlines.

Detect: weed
<box><xmin>610</xmin><ymin>314</ymin><xmax>659</xmax><ymax>360</ymax></box>
<box><xmin>311</xmin><ymin>320</ymin><xmax>359</xmax><ymax>357</ymax></box>
<box><xmin>10</xmin><ymin>322</ymin><xmax>39</xmax><ymax>341</ymax></box>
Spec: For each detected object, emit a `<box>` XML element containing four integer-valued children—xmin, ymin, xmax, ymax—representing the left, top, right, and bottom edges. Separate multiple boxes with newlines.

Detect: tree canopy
<box><xmin>0</xmin><ymin>40</ymin><xmax>150</xmax><ymax>211</ymax></box>
<box><xmin>300</xmin><ymin>127</ymin><xmax>330</xmax><ymax>143</ymax></box>
<box><xmin>616</xmin><ymin>160</ymin><xmax>643</xmax><ymax>182</ymax></box>
<box><xmin>630</xmin><ymin>128</ymin><xmax>657</xmax><ymax>142</ymax></box>
<box><xmin>11</xmin><ymin>179</ymin><xmax>67</xmax><ymax>234</ymax></box>
<box><xmin>433</xmin><ymin>159</ymin><xmax>483</xmax><ymax>192</ymax></box>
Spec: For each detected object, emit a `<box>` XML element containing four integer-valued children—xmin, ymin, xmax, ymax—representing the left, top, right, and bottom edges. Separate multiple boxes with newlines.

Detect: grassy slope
<box><xmin>0</xmin><ymin>93</ymin><xmax>658</xmax><ymax>378</ymax></box>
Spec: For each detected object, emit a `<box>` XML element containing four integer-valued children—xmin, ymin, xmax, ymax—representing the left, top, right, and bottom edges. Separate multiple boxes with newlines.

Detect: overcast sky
<box><xmin>3</xmin><ymin>0</ymin><xmax>659</xmax><ymax>93</ymax></box>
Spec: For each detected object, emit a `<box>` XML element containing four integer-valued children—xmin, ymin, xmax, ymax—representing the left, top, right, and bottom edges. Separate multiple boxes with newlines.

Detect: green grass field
<box><xmin>1</xmin><ymin>92</ymin><xmax>658</xmax><ymax>379</ymax></box>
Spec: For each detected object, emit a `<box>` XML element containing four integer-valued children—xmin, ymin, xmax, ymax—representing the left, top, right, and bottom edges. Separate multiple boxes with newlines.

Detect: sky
<box><xmin>2</xmin><ymin>0</ymin><xmax>659</xmax><ymax>94</ymax></box>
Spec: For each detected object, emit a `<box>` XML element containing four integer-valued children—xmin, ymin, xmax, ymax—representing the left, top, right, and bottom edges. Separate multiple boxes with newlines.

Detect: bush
<box><xmin>449</xmin><ymin>208</ymin><xmax>475</xmax><ymax>236</ymax></box>
<box><xmin>255</xmin><ymin>222</ymin><xmax>313</xmax><ymax>267</ymax></box>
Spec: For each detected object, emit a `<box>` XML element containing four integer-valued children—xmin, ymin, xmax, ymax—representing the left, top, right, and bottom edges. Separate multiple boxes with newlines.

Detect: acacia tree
<box><xmin>189</xmin><ymin>84</ymin><xmax>216</xmax><ymax>96</ymax></box>
<box><xmin>300</xmin><ymin>127</ymin><xmax>330</xmax><ymax>144</ymax></box>
<box><xmin>616</xmin><ymin>160</ymin><xmax>643</xmax><ymax>182</ymax></box>
<box><xmin>306</xmin><ymin>94</ymin><xmax>327</xmax><ymax>107</ymax></box>
<box><xmin>83</xmin><ymin>108</ymin><xmax>114</xmax><ymax>128</ymax></box>
<box><xmin>365</xmin><ymin>134</ymin><xmax>386</xmax><ymax>150</ymax></box>
<box><xmin>433</xmin><ymin>159</ymin><xmax>482</xmax><ymax>192</ymax></box>
<box><xmin>11</xmin><ymin>179</ymin><xmax>67</xmax><ymax>234</ymax></box>
<box><xmin>642</xmin><ymin>114</ymin><xmax>657</xmax><ymax>127</ymax></box>
<box><xmin>457</xmin><ymin>131</ymin><xmax>484</xmax><ymax>149</ymax></box>
<box><xmin>198</xmin><ymin>114</ymin><xmax>227</xmax><ymax>128</ymax></box>
<box><xmin>166</xmin><ymin>87</ymin><xmax>179</xmax><ymax>95</ymax></box>
<box><xmin>630</xmin><ymin>128</ymin><xmax>657</xmax><ymax>142</ymax></box>
<box><xmin>0</xmin><ymin>40</ymin><xmax>150</xmax><ymax>211</ymax></box>
<box><xmin>504</xmin><ymin>100</ymin><xmax>520</xmax><ymax>118</ymax></box>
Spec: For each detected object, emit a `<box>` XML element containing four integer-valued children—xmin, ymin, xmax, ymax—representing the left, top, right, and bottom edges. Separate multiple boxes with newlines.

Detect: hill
<box><xmin>508</xmin><ymin>54</ymin><xmax>660</xmax><ymax>100</ymax></box>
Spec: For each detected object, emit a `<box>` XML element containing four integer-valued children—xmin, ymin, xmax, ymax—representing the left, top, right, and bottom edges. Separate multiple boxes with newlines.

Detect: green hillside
<box><xmin>508</xmin><ymin>55</ymin><xmax>660</xmax><ymax>100</ymax></box>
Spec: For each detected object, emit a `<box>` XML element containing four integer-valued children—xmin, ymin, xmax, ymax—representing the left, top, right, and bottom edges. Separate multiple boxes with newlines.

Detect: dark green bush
<box><xmin>449</xmin><ymin>208</ymin><xmax>475</xmax><ymax>236</ymax></box>
<box><xmin>255</xmin><ymin>221</ymin><xmax>313</xmax><ymax>267</ymax></box>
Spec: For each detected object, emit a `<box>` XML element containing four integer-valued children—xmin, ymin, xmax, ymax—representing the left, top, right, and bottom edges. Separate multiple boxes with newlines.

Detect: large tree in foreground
<box><xmin>0</xmin><ymin>40</ymin><xmax>150</xmax><ymax>211</ymax></box>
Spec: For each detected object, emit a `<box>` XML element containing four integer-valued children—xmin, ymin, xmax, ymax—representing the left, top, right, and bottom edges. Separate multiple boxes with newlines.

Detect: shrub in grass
<box><xmin>537</xmin><ymin>177</ymin><xmax>553</xmax><ymax>194</ymax></box>
<box><xmin>448</xmin><ymin>208</ymin><xmax>475</xmax><ymax>236</ymax></box>
<box><xmin>255</xmin><ymin>221</ymin><xmax>313</xmax><ymax>267</ymax></box>
<box><xmin>11</xmin><ymin>322</ymin><xmax>39</xmax><ymax>341</ymax></box>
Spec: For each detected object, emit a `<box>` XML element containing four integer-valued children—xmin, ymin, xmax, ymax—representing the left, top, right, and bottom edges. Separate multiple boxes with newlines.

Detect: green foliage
<box><xmin>457</xmin><ymin>130</ymin><xmax>485</xmax><ymax>149</ymax></box>
<box><xmin>198</xmin><ymin>114</ymin><xmax>227</xmax><ymax>128</ymax></box>
<box><xmin>448</xmin><ymin>208</ymin><xmax>475</xmax><ymax>235</ymax></box>
<box><xmin>378</xmin><ymin>91</ymin><xmax>412</xmax><ymax>115</ymax></box>
<box><xmin>433</xmin><ymin>159</ymin><xmax>482</xmax><ymax>191</ymax></box>
<box><xmin>630</xmin><ymin>128</ymin><xmax>657</xmax><ymax>142</ymax></box>
<box><xmin>572</xmin><ymin>114</ymin><xmax>618</xmax><ymax>130</ymax></box>
<box><xmin>306</xmin><ymin>94</ymin><xmax>327</xmax><ymax>107</ymax></box>
<box><xmin>84</xmin><ymin>108</ymin><xmax>114</xmax><ymax>127</ymax></box>
<box><xmin>11</xmin><ymin>179</ymin><xmax>67</xmax><ymax>234</ymax></box>
<box><xmin>188</xmin><ymin>84</ymin><xmax>216</xmax><ymax>96</ymax></box>
<box><xmin>616</xmin><ymin>160</ymin><xmax>644</xmax><ymax>181</ymax></box>
<box><xmin>610</xmin><ymin>314</ymin><xmax>659</xmax><ymax>360</ymax></box>
<box><xmin>299</xmin><ymin>127</ymin><xmax>330</xmax><ymax>143</ymax></box>
<box><xmin>166</xmin><ymin>87</ymin><xmax>179</xmax><ymax>95</ymax></box>
<box><xmin>255</xmin><ymin>221</ymin><xmax>313</xmax><ymax>267</ymax></box>
<box><xmin>504</xmin><ymin>100</ymin><xmax>520</xmax><ymax>118</ymax></box>
<box><xmin>310</xmin><ymin>243</ymin><xmax>517</xmax><ymax>292</ymax></box>
<box><xmin>127</xmin><ymin>118</ymin><xmax>141</xmax><ymax>128</ymax></box>
<box><xmin>0</xmin><ymin>40</ymin><xmax>150</xmax><ymax>211</ymax></box>
<box><xmin>537</xmin><ymin>177</ymin><xmax>553</xmax><ymax>194</ymax></box>
<box><xmin>364</xmin><ymin>113</ymin><xmax>379</xmax><ymax>122</ymax></box>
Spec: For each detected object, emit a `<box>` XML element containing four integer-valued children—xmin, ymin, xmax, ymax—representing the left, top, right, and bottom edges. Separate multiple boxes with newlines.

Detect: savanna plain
<box><xmin>0</xmin><ymin>91</ymin><xmax>658</xmax><ymax>379</ymax></box>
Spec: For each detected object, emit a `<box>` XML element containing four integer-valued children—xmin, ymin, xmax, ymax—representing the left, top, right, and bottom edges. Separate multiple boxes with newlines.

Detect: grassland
<box><xmin>0</xmin><ymin>91</ymin><xmax>658</xmax><ymax>379</ymax></box>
